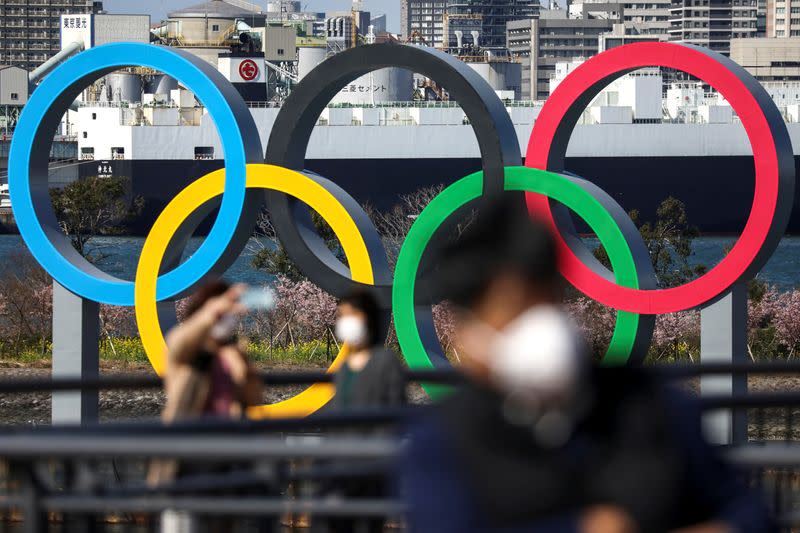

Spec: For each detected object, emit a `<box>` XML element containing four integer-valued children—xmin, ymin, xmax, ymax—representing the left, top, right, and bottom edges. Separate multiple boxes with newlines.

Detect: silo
<box><xmin>467</xmin><ymin>61</ymin><xmax>522</xmax><ymax>101</ymax></box>
<box><xmin>105</xmin><ymin>72</ymin><xmax>143</xmax><ymax>103</ymax></box>
<box><xmin>331</xmin><ymin>67</ymin><xmax>413</xmax><ymax>105</ymax></box>
<box><xmin>147</xmin><ymin>74</ymin><xmax>179</xmax><ymax>96</ymax></box>
<box><xmin>298</xmin><ymin>46</ymin><xmax>327</xmax><ymax>81</ymax></box>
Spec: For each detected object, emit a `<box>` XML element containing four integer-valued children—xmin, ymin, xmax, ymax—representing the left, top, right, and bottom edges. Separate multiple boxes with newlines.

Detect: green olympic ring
<box><xmin>392</xmin><ymin>166</ymin><xmax>645</xmax><ymax>398</ymax></box>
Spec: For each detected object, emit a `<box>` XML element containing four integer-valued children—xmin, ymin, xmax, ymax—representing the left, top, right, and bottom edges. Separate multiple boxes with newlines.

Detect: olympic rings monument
<box><xmin>7</xmin><ymin>41</ymin><xmax>794</xmax><ymax>443</ymax></box>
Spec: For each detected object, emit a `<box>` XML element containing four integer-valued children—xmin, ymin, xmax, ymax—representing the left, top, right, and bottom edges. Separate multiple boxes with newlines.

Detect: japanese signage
<box><xmin>60</xmin><ymin>14</ymin><xmax>93</xmax><ymax>51</ymax></box>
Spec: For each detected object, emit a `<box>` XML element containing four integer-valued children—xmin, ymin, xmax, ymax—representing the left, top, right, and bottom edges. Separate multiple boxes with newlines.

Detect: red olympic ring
<box><xmin>526</xmin><ymin>42</ymin><xmax>794</xmax><ymax>315</ymax></box>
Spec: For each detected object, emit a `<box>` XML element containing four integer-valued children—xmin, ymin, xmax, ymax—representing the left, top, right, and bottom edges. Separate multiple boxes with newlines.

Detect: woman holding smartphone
<box><xmin>160</xmin><ymin>280</ymin><xmax>264</xmax><ymax>422</ymax></box>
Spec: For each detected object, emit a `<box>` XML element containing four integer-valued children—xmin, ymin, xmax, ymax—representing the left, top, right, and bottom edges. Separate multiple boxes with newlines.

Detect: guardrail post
<box><xmin>10</xmin><ymin>462</ymin><xmax>47</xmax><ymax>533</ymax></box>
<box><xmin>52</xmin><ymin>281</ymin><xmax>99</xmax><ymax>425</ymax></box>
<box><xmin>700</xmin><ymin>283</ymin><xmax>748</xmax><ymax>444</ymax></box>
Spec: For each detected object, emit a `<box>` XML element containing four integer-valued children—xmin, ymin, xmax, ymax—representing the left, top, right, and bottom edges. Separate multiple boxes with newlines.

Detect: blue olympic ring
<box><xmin>9</xmin><ymin>43</ymin><xmax>261</xmax><ymax>306</ymax></box>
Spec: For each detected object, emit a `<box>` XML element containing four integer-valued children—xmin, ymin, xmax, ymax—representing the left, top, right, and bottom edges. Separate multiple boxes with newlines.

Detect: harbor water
<box><xmin>0</xmin><ymin>235</ymin><xmax>797</xmax><ymax>289</ymax></box>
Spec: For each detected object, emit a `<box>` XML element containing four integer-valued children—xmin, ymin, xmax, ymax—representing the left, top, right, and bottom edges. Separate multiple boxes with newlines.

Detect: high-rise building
<box><xmin>609</xmin><ymin>0</ymin><xmax>672</xmax><ymax>35</ymax></box>
<box><xmin>766</xmin><ymin>0</ymin><xmax>800</xmax><ymax>36</ymax></box>
<box><xmin>508</xmin><ymin>5</ymin><xmax>622</xmax><ymax>100</ymax></box>
<box><xmin>447</xmin><ymin>0</ymin><xmax>539</xmax><ymax>49</ymax></box>
<box><xmin>668</xmin><ymin>0</ymin><xmax>757</xmax><ymax>55</ymax></box>
<box><xmin>565</xmin><ymin>0</ymin><xmax>669</xmax><ymax>36</ymax></box>
<box><xmin>0</xmin><ymin>0</ymin><xmax>102</xmax><ymax>71</ymax></box>
<box><xmin>401</xmin><ymin>0</ymin><xmax>447</xmax><ymax>46</ymax></box>
<box><xmin>756</xmin><ymin>0</ymin><xmax>766</xmax><ymax>35</ymax></box>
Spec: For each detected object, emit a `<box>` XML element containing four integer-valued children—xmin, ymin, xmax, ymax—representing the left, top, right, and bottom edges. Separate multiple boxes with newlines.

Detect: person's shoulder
<box><xmin>593</xmin><ymin>366</ymin><xmax>702</xmax><ymax>430</ymax></box>
<box><xmin>404</xmin><ymin>406</ymin><xmax>454</xmax><ymax>459</ymax></box>
<box><xmin>594</xmin><ymin>366</ymin><xmax>663</xmax><ymax>398</ymax></box>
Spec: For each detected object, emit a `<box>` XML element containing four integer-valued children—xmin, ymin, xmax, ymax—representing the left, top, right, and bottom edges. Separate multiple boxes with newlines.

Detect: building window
<box><xmin>194</xmin><ymin>146</ymin><xmax>214</xmax><ymax>160</ymax></box>
<box><xmin>277</xmin><ymin>48</ymin><xmax>285</xmax><ymax>55</ymax></box>
<box><xmin>777</xmin><ymin>29</ymin><xmax>786</xmax><ymax>35</ymax></box>
<box><xmin>80</xmin><ymin>147</ymin><xmax>94</xmax><ymax>160</ymax></box>
<box><xmin>212</xmin><ymin>24</ymin><xmax>219</xmax><ymax>31</ymax></box>
<box><xmin>111</xmin><ymin>147</ymin><xmax>125</xmax><ymax>160</ymax></box>
<box><xmin>9</xmin><ymin>92</ymin><xmax>18</xmax><ymax>100</ymax></box>
<box><xmin>92</xmin><ymin>113</ymin><xmax>96</xmax><ymax>120</ymax></box>
<box><xmin>82</xmin><ymin>132</ymin><xmax>87</xmax><ymax>139</ymax></box>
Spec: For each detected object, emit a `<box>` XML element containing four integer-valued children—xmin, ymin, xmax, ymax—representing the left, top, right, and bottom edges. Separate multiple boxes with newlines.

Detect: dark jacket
<box><xmin>399</xmin><ymin>368</ymin><xmax>773</xmax><ymax>533</ymax></box>
<box><xmin>333</xmin><ymin>348</ymin><xmax>407</xmax><ymax>409</ymax></box>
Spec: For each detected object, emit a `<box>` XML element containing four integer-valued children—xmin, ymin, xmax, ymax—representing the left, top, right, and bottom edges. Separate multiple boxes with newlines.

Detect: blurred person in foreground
<box><xmin>161</xmin><ymin>280</ymin><xmax>263</xmax><ymax>421</ymax></box>
<box><xmin>149</xmin><ymin>280</ymin><xmax>268</xmax><ymax>532</ymax></box>
<box><xmin>314</xmin><ymin>290</ymin><xmax>406</xmax><ymax>533</ymax></box>
<box><xmin>148</xmin><ymin>280</ymin><xmax>263</xmax><ymax>486</ymax></box>
<box><xmin>399</xmin><ymin>196</ymin><xmax>772</xmax><ymax>533</ymax></box>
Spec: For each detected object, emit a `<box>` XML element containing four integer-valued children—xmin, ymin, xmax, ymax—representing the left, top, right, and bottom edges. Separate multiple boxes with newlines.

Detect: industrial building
<box><xmin>164</xmin><ymin>0</ymin><xmax>268</xmax><ymax>45</ymax></box>
<box><xmin>508</xmin><ymin>6</ymin><xmax>622</xmax><ymax>100</ymax></box>
<box><xmin>668</xmin><ymin>0</ymin><xmax>758</xmax><ymax>55</ymax></box>
<box><xmin>325</xmin><ymin>10</ymin><xmax>371</xmax><ymax>52</ymax></box>
<box><xmin>0</xmin><ymin>65</ymin><xmax>27</xmax><ymax>134</ymax></box>
<box><xmin>730</xmin><ymin>37</ymin><xmax>800</xmax><ymax>80</ymax></box>
<box><xmin>0</xmin><ymin>66</ymin><xmax>26</xmax><ymax>106</ymax></box>
<box><xmin>0</xmin><ymin>0</ymin><xmax>102</xmax><ymax>71</ymax></box>
<box><xmin>151</xmin><ymin>0</ymin><xmax>300</xmax><ymax>71</ymax></box>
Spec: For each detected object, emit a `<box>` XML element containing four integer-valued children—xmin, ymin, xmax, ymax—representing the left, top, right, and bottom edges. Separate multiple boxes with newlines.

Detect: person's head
<box><xmin>335</xmin><ymin>289</ymin><xmax>382</xmax><ymax>351</ymax></box>
<box><xmin>434</xmin><ymin>195</ymin><xmax>584</xmax><ymax>399</ymax></box>
<box><xmin>185</xmin><ymin>279</ymin><xmax>243</xmax><ymax>349</ymax></box>
<box><xmin>185</xmin><ymin>279</ymin><xmax>232</xmax><ymax>319</ymax></box>
<box><xmin>436</xmin><ymin>195</ymin><xmax>561</xmax><ymax>330</ymax></box>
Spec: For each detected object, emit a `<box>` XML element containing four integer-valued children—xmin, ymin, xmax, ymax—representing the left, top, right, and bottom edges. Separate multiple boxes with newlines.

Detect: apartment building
<box><xmin>0</xmin><ymin>0</ymin><xmax>102</xmax><ymax>71</ymax></box>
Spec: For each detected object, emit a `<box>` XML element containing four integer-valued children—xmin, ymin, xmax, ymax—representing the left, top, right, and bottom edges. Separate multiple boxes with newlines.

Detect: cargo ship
<box><xmin>42</xmin><ymin>61</ymin><xmax>800</xmax><ymax>235</ymax></box>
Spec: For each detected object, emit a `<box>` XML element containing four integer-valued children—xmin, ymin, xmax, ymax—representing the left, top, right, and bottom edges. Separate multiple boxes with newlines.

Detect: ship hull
<box><xmin>80</xmin><ymin>155</ymin><xmax>779</xmax><ymax>236</ymax></box>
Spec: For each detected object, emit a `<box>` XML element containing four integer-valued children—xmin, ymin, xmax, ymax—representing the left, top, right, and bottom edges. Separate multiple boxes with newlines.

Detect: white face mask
<box><xmin>335</xmin><ymin>316</ymin><xmax>368</xmax><ymax>347</ymax></box>
<box><xmin>487</xmin><ymin>305</ymin><xmax>584</xmax><ymax>404</ymax></box>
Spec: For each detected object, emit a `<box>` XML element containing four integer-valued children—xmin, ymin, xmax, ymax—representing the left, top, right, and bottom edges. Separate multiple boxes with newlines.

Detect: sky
<box><xmin>102</xmin><ymin>0</ymin><xmax>402</xmax><ymax>32</ymax></box>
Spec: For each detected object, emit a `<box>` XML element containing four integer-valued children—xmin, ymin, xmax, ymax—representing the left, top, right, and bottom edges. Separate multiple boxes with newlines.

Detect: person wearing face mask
<box><xmin>312</xmin><ymin>290</ymin><xmax>406</xmax><ymax>533</ymax></box>
<box><xmin>399</xmin><ymin>196</ymin><xmax>772</xmax><ymax>533</ymax></box>
<box><xmin>333</xmin><ymin>290</ymin><xmax>406</xmax><ymax>411</ymax></box>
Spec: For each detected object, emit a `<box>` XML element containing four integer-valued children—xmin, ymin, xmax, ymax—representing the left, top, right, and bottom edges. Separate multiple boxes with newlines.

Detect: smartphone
<box><xmin>239</xmin><ymin>287</ymin><xmax>276</xmax><ymax>311</ymax></box>
<box><xmin>209</xmin><ymin>287</ymin><xmax>276</xmax><ymax>345</ymax></box>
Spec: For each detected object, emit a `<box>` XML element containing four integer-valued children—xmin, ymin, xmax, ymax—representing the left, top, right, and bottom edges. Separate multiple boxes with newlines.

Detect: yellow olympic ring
<box><xmin>134</xmin><ymin>164</ymin><xmax>376</xmax><ymax>418</ymax></box>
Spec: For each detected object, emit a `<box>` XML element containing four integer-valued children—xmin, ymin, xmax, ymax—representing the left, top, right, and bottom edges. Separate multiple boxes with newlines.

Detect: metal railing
<box><xmin>1</xmin><ymin>363</ymin><xmax>800</xmax><ymax>531</ymax></box>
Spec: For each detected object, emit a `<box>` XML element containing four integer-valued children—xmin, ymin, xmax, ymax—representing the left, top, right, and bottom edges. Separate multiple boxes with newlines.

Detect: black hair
<box><xmin>338</xmin><ymin>289</ymin><xmax>382</xmax><ymax>347</ymax></box>
<box><xmin>185</xmin><ymin>279</ymin><xmax>231</xmax><ymax>318</ymax></box>
<box><xmin>432</xmin><ymin>195</ymin><xmax>559</xmax><ymax>308</ymax></box>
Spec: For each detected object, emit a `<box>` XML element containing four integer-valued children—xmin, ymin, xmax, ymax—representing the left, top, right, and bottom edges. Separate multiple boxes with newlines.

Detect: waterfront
<box><xmin>0</xmin><ymin>234</ymin><xmax>798</xmax><ymax>289</ymax></box>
